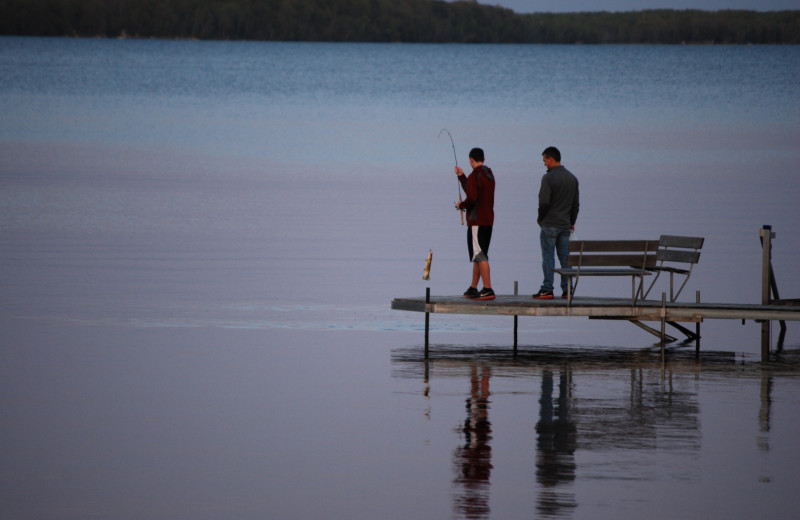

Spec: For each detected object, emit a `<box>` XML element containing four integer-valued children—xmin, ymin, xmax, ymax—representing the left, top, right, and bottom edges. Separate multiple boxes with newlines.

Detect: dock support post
<box><xmin>695</xmin><ymin>290</ymin><xmax>701</xmax><ymax>355</ymax></box>
<box><xmin>513</xmin><ymin>281</ymin><xmax>518</xmax><ymax>354</ymax></box>
<box><xmin>424</xmin><ymin>287</ymin><xmax>430</xmax><ymax>357</ymax></box>
<box><xmin>660</xmin><ymin>292</ymin><xmax>667</xmax><ymax>358</ymax></box>
<box><xmin>760</xmin><ymin>226</ymin><xmax>774</xmax><ymax>361</ymax></box>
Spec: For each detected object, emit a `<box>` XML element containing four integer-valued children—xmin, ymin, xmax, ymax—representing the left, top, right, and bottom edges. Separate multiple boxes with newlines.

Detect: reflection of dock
<box><xmin>392</xmin><ymin>226</ymin><xmax>798</xmax><ymax>360</ymax></box>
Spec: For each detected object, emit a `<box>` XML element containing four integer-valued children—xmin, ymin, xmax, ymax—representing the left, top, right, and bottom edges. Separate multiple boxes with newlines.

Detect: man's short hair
<box><xmin>542</xmin><ymin>146</ymin><xmax>561</xmax><ymax>162</ymax></box>
<box><xmin>469</xmin><ymin>147</ymin><xmax>484</xmax><ymax>163</ymax></box>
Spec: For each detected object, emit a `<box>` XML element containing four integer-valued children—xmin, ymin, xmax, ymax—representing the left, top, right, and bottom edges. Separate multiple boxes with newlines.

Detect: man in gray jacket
<box><xmin>533</xmin><ymin>146</ymin><xmax>579</xmax><ymax>299</ymax></box>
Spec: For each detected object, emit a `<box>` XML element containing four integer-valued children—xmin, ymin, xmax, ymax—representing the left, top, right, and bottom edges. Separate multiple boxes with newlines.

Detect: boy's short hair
<box><xmin>469</xmin><ymin>147</ymin><xmax>484</xmax><ymax>162</ymax></box>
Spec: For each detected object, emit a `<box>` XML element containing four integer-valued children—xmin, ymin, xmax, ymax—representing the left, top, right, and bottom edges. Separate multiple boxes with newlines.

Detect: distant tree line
<box><xmin>1</xmin><ymin>0</ymin><xmax>799</xmax><ymax>44</ymax></box>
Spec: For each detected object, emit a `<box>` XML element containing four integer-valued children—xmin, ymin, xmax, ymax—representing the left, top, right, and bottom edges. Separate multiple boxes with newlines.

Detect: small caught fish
<box><xmin>422</xmin><ymin>250</ymin><xmax>433</xmax><ymax>280</ymax></box>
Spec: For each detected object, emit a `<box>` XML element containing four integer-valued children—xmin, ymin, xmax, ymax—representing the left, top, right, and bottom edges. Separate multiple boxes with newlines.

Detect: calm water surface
<box><xmin>1</xmin><ymin>37</ymin><xmax>800</xmax><ymax>519</ymax></box>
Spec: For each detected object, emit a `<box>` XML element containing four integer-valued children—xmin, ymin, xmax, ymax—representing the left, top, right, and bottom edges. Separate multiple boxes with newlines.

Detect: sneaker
<box><xmin>463</xmin><ymin>286</ymin><xmax>479</xmax><ymax>299</ymax></box>
<box><xmin>532</xmin><ymin>289</ymin><xmax>554</xmax><ymax>300</ymax></box>
<box><xmin>475</xmin><ymin>288</ymin><xmax>495</xmax><ymax>301</ymax></box>
<box><xmin>561</xmin><ymin>292</ymin><xmax>569</xmax><ymax>299</ymax></box>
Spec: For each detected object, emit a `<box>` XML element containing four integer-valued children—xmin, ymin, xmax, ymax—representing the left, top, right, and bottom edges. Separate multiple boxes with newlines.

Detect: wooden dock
<box><xmin>392</xmin><ymin>226</ymin><xmax>797</xmax><ymax>361</ymax></box>
<box><xmin>391</xmin><ymin>291</ymin><xmax>799</xmax><ymax>359</ymax></box>
<box><xmin>391</xmin><ymin>294</ymin><xmax>800</xmax><ymax>323</ymax></box>
<box><xmin>392</xmin><ymin>225</ymin><xmax>800</xmax><ymax>361</ymax></box>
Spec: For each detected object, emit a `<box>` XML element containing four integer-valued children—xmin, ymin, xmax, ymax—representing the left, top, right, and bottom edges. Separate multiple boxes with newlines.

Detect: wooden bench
<box><xmin>553</xmin><ymin>240</ymin><xmax>659</xmax><ymax>306</ymax></box>
<box><xmin>642</xmin><ymin>235</ymin><xmax>704</xmax><ymax>302</ymax></box>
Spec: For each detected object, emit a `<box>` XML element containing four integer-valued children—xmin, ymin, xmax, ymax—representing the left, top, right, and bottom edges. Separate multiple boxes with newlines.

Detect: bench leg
<box><xmin>632</xmin><ymin>275</ymin><xmax>648</xmax><ymax>305</ymax></box>
<box><xmin>567</xmin><ymin>275</ymin><xmax>578</xmax><ymax>305</ymax></box>
<box><xmin>642</xmin><ymin>270</ymin><xmax>662</xmax><ymax>300</ymax></box>
<box><xmin>631</xmin><ymin>276</ymin><xmax>644</xmax><ymax>305</ymax></box>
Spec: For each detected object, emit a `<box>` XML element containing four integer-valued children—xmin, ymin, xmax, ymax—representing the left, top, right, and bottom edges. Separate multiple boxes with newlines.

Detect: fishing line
<box><xmin>438</xmin><ymin>128</ymin><xmax>464</xmax><ymax>225</ymax></box>
<box><xmin>439</xmin><ymin>128</ymin><xmax>458</xmax><ymax>168</ymax></box>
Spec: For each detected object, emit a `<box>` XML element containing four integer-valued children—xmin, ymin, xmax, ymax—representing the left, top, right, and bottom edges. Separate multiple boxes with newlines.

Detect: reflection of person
<box><xmin>453</xmin><ymin>364</ymin><xmax>492</xmax><ymax>519</ymax></box>
<box><xmin>533</xmin><ymin>146</ymin><xmax>579</xmax><ymax>300</ymax></box>
<box><xmin>455</xmin><ymin>148</ymin><xmax>496</xmax><ymax>301</ymax></box>
<box><xmin>536</xmin><ymin>369</ymin><xmax>577</xmax><ymax>516</ymax></box>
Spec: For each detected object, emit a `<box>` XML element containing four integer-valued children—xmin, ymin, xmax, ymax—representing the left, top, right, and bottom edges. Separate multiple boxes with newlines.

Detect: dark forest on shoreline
<box><xmin>1</xmin><ymin>0</ymin><xmax>799</xmax><ymax>44</ymax></box>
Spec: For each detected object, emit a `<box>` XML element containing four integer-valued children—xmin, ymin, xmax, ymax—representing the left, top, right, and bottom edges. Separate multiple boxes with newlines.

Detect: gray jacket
<box><xmin>537</xmin><ymin>165</ymin><xmax>579</xmax><ymax>229</ymax></box>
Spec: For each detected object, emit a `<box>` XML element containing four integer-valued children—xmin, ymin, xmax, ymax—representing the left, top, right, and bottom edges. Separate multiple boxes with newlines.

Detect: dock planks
<box><xmin>391</xmin><ymin>294</ymin><xmax>800</xmax><ymax>322</ymax></box>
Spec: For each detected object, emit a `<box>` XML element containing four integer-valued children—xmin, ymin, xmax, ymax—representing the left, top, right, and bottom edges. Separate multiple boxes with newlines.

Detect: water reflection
<box><xmin>391</xmin><ymin>345</ymin><xmax>798</xmax><ymax>520</ymax></box>
<box><xmin>536</xmin><ymin>368</ymin><xmax>577</xmax><ymax>517</ymax></box>
<box><xmin>758</xmin><ymin>375</ymin><xmax>772</xmax><ymax>455</ymax></box>
<box><xmin>452</xmin><ymin>364</ymin><xmax>493</xmax><ymax>519</ymax></box>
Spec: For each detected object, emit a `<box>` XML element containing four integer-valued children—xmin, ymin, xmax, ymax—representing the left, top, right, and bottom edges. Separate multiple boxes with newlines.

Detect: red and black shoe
<box><xmin>475</xmin><ymin>288</ymin><xmax>495</xmax><ymax>301</ymax></box>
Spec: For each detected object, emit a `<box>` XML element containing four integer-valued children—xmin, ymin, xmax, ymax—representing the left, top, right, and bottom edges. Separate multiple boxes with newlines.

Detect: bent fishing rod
<box><xmin>438</xmin><ymin>128</ymin><xmax>464</xmax><ymax>225</ymax></box>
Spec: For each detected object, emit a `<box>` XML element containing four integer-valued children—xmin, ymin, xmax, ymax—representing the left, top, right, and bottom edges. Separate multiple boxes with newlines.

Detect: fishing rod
<box><xmin>438</xmin><ymin>128</ymin><xmax>464</xmax><ymax>225</ymax></box>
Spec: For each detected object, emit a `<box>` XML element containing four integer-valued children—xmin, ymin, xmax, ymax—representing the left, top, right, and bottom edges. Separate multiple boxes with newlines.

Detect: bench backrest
<box><xmin>656</xmin><ymin>235</ymin><xmax>704</xmax><ymax>264</ymax></box>
<box><xmin>566</xmin><ymin>240</ymin><xmax>659</xmax><ymax>268</ymax></box>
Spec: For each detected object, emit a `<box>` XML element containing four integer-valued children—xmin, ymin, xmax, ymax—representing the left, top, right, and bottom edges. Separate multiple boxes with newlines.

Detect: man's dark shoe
<box><xmin>533</xmin><ymin>289</ymin><xmax>554</xmax><ymax>300</ymax></box>
<box><xmin>464</xmin><ymin>286</ymin><xmax>479</xmax><ymax>299</ymax></box>
<box><xmin>475</xmin><ymin>288</ymin><xmax>495</xmax><ymax>300</ymax></box>
<box><xmin>562</xmin><ymin>292</ymin><xmax>569</xmax><ymax>299</ymax></box>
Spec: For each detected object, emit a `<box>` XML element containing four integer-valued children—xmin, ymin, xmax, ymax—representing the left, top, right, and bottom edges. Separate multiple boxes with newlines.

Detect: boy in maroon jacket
<box><xmin>455</xmin><ymin>147</ymin><xmax>496</xmax><ymax>300</ymax></box>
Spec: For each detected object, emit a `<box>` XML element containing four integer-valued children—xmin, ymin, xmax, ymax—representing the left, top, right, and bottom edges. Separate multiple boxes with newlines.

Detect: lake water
<box><xmin>1</xmin><ymin>37</ymin><xmax>800</xmax><ymax>519</ymax></box>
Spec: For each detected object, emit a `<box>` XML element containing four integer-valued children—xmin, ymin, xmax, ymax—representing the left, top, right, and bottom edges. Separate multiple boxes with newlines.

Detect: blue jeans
<box><xmin>540</xmin><ymin>227</ymin><xmax>571</xmax><ymax>293</ymax></box>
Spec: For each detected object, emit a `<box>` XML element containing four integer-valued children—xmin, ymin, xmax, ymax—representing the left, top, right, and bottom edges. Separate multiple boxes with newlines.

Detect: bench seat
<box><xmin>553</xmin><ymin>240</ymin><xmax>659</xmax><ymax>306</ymax></box>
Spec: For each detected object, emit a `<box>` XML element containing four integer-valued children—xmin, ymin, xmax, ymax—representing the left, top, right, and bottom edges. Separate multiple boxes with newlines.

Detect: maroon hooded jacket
<box><xmin>458</xmin><ymin>165</ymin><xmax>495</xmax><ymax>226</ymax></box>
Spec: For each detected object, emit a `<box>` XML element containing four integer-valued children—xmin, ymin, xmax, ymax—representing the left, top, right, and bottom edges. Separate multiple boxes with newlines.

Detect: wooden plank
<box><xmin>567</xmin><ymin>254</ymin><xmax>656</xmax><ymax>267</ymax></box>
<box><xmin>391</xmin><ymin>299</ymin><xmax>427</xmax><ymax>312</ymax></box>
<box><xmin>659</xmin><ymin>235</ymin><xmax>704</xmax><ymax>249</ymax></box>
<box><xmin>555</xmin><ymin>268</ymin><xmax>650</xmax><ymax>276</ymax></box>
<box><xmin>391</xmin><ymin>295</ymin><xmax>800</xmax><ymax>321</ymax></box>
<box><xmin>568</xmin><ymin>240</ymin><xmax>659</xmax><ymax>252</ymax></box>
<box><xmin>657</xmin><ymin>249</ymin><xmax>701</xmax><ymax>263</ymax></box>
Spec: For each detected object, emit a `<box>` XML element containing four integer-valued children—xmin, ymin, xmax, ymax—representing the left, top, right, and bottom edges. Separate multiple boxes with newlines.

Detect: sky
<box><xmin>485</xmin><ymin>0</ymin><xmax>800</xmax><ymax>12</ymax></box>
